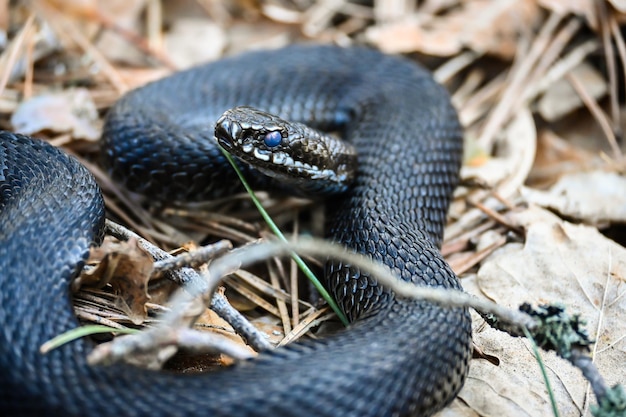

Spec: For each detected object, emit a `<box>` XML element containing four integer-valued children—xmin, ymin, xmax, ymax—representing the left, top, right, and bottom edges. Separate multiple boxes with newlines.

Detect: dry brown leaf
<box><xmin>365</xmin><ymin>16</ymin><xmax>462</xmax><ymax>56</ymax></box>
<box><xmin>43</xmin><ymin>0</ymin><xmax>100</xmax><ymax>19</ymax></box>
<box><xmin>521</xmin><ymin>170</ymin><xmax>626</xmax><ymax>224</ymax></box>
<box><xmin>527</xmin><ymin>130</ymin><xmax>603</xmax><ymax>187</ymax></box>
<box><xmin>194</xmin><ymin>301</ymin><xmax>256</xmax><ymax>366</ymax></box>
<box><xmin>465</xmin><ymin>206</ymin><xmax>626</xmax><ymax>416</ymax></box>
<box><xmin>0</xmin><ymin>0</ymin><xmax>8</xmax><ymax>31</ymax></box>
<box><xmin>366</xmin><ymin>0</ymin><xmax>541</xmax><ymax>58</ymax></box>
<box><xmin>537</xmin><ymin>62</ymin><xmax>607</xmax><ymax>122</ymax></box>
<box><xmin>163</xmin><ymin>18</ymin><xmax>225</xmax><ymax>68</ymax></box>
<box><xmin>436</xmin><ymin>400</ymin><xmax>482</xmax><ymax>417</ymax></box>
<box><xmin>81</xmin><ymin>237</ymin><xmax>153</xmax><ymax>324</ymax></box>
<box><xmin>10</xmin><ymin>88</ymin><xmax>100</xmax><ymax>140</ymax></box>
<box><xmin>40</xmin><ymin>0</ymin><xmax>149</xmax><ymax>65</ymax></box>
<box><xmin>86</xmin><ymin>0</ymin><xmax>149</xmax><ymax>64</ymax></box>
<box><xmin>113</xmin><ymin>67</ymin><xmax>171</xmax><ymax>90</ymax></box>
<box><xmin>461</xmin><ymin>108</ymin><xmax>536</xmax><ymax>198</ymax></box>
<box><xmin>453</xmin><ymin>321</ymin><xmax>584</xmax><ymax>417</ymax></box>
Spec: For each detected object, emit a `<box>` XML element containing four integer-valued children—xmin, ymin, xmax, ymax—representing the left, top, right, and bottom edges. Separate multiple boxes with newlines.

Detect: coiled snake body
<box><xmin>0</xmin><ymin>45</ymin><xmax>471</xmax><ymax>416</ymax></box>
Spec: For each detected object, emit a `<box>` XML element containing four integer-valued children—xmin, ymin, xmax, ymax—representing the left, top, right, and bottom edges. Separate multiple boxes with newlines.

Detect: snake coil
<box><xmin>0</xmin><ymin>45</ymin><xmax>471</xmax><ymax>417</ymax></box>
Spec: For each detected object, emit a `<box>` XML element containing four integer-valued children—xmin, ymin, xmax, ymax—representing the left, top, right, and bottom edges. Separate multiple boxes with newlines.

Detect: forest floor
<box><xmin>1</xmin><ymin>1</ymin><xmax>625</xmax><ymax>416</ymax></box>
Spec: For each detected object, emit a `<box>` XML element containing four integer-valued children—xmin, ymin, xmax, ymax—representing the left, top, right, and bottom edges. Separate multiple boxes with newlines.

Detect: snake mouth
<box><xmin>215</xmin><ymin>135</ymin><xmax>232</xmax><ymax>150</ymax></box>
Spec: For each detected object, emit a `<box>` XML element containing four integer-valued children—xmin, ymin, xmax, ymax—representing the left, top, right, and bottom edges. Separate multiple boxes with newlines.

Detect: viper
<box><xmin>0</xmin><ymin>44</ymin><xmax>472</xmax><ymax>416</ymax></box>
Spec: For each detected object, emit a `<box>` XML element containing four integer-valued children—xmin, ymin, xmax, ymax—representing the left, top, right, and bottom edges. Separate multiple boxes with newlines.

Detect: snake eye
<box><xmin>263</xmin><ymin>131</ymin><xmax>282</xmax><ymax>147</ymax></box>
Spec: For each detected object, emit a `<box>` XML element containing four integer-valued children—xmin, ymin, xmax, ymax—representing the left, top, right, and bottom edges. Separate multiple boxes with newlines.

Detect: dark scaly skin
<box><xmin>0</xmin><ymin>45</ymin><xmax>471</xmax><ymax>416</ymax></box>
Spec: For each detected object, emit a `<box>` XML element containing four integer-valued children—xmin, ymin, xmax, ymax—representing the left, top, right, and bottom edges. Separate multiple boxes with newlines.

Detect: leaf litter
<box><xmin>0</xmin><ymin>0</ymin><xmax>625</xmax><ymax>416</ymax></box>
<box><xmin>79</xmin><ymin>237</ymin><xmax>153</xmax><ymax>325</ymax></box>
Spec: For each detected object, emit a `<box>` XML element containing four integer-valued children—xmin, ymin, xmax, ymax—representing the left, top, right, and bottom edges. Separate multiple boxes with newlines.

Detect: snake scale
<box><xmin>0</xmin><ymin>45</ymin><xmax>472</xmax><ymax>416</ymax></box>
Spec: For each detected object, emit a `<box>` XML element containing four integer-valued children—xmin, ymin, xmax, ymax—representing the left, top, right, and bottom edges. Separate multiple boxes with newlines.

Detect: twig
<box><xmin>566</xmin><ymin>71</ymin><xmax>623</xmax><ymax>163</ymax></box>
<box><xmin>597</xmin><ymin>0</ymin><xmax>620</xmax><ymax>135</ymax></box>
<box><xmin>0</xmin><ymin>14</ymin><xmax>36</xmax><ymax>96</ymax></box>
<box><xmin>48</xmin><ymin>10</ymin><xmax>129</xmax><ymax>93</ymax></box>
<box><xmin>467</xmin><ymin>198</ymin><xmax>524</xmax><ymax>235</ymax></box>
<box><xmin>88</xmin><ymin>324</ymin><xmax>254</xmax><ymax>368</ymax></box>
<box><xmin>109</xmin><ymin>238</ymin><xmax>542</xmax><ymax>349</ymax></box>
<box><xmin>478</xmin><ymin>12</ymin><xmax>563</xmax><ymax>150</ymax></box>
<box><xmin>209</xmin><ymin>291</ymin><xmax>271</xmax><ymax>351</ymax></box>
<box><xmin>609</xmin><ymin>15</ymin><xmax>626</xmax><ymax>143</ymax></box>
<box><xmin>106</xmin><ymin>219</ymin><xmax>208</xmax><ymax>291</ymax></box>
<box><xmin>522</xmin><ymin>39</ymin><xmax>598</xmax><ymax>105</ymax></box>
<box><xmin>277</xmin><ymin>308</ymin><xmax>333</xmax><ymax>347</ymax></box>
<box><xmin>152</xmin><ymin>242</ymin><xmax>232</xmax><ymax>279</ymax></box>
<box><xmin>105</xmin><ymin>219</ymin><xmax>272</xmax><ymax>351</ymax></box>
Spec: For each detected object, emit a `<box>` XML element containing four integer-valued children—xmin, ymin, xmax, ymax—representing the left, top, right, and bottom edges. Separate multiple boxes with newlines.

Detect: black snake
<box><xmin>0</xmin><ymin>45</ymin><xmax>472</xmax><ymax>416</ymax></box>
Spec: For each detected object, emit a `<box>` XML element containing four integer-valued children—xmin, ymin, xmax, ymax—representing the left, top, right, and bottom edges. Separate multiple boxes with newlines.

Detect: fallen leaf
<box><xmin>467</xmin><ymin>206</ymin><xmax>626</xmax><ymax>416</ymax></box>
<box><xmin>461</xmin><ymin>108</ymin><xmax>536</xmax><ymax>198</ymax></box>
<box><xmin>527</xmin><ymin>129</ymin><xmax>603</xmax><ymax>188</ymax></box>
<box><xmin>93</xmin><ymin>0</ymin><xmax>150</xmax><ymax>64</ymax></box>
<box><xmin>11</xmin><ymin>88</ymin><xmax>100</xmax><ymax>140</ymax></box>
<box><xmin>194</xmin><ymin>293</ymin><xmax>256</xmax><ymax>365</ymax></box>
<box><xmin>537</xmin><ymin>62</ymin><xmax>607</xmax><ymax>122</ymax></box>
<box><xmin>365</xmin><ymin>16</ymin><xmax>462</xmax><ymax>56</ymax></box>
<box><xmin>455</xmin><ymin>321</ymin><xmax>584</xmax><ymax>417</ymax></box>
<box><xmin>521</xmin><ymin>170</ymin><xmax>626</xmax><ymax>224</ymax></box>
<box><xmin>365</xmin><ymin>0</ymin><xmax>541</xmax><ymax>59</ymax></box>
<box><xmin>80</xmin><ymin>237</ymin><xmax>153</xmax><ymax>324</ymax></box>
<box><xmin>163</xmin><ymin>17</ymin><xmax>225</xmax><ymax>68</ymax></box>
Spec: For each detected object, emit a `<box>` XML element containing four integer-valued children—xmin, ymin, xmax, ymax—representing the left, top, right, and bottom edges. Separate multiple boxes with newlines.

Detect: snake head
<box><xmin>215</xmin><ymin>106</ymin><xmax>288</xmax><ymax>157</ymax></box>
<box><xmin>215</xmin><ymin>106</ymin><xmax>356</xmax><ymax>196</ymax></box>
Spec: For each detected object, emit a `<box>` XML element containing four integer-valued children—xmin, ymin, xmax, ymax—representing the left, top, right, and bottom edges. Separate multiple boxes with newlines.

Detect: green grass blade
<box><xmin>219</xmin><ymin>147</ymin><xmax>349</xmax><ymax>326</ymax></box>
<box><xmin>523</xmin><ymin>326</ymin><xmax>560</xmax><ymax>417</ymax></box>
<box><xmin>41</xmin><ymin>325</ymin><xmax>139</xmax><ymax>353</ymax></box>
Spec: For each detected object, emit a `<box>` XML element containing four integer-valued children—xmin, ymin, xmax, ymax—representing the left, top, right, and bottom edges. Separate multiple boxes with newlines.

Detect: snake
<box><xmin>0</xmin><ymin>45</ymin><xmax>472</xmax><ymax>416</ymax></box>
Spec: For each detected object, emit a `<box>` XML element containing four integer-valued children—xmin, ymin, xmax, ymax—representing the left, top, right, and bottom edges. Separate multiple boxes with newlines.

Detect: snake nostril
<box><xmin>215</xmin><ymin>116</ymin><xmax>244</xmax><ymax>146</ymax></box>
<box><xmin>214</xmin><ymin>120</ymin><xmax>234</xmax><ymax>147</ymax></box>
